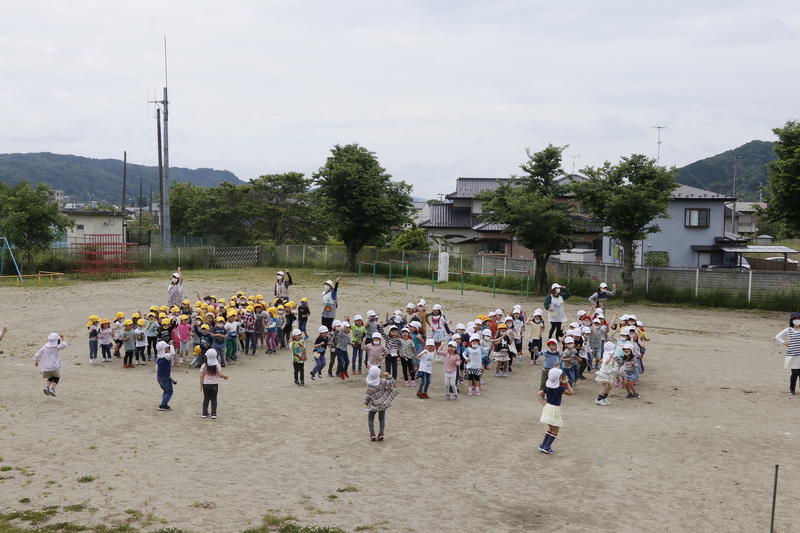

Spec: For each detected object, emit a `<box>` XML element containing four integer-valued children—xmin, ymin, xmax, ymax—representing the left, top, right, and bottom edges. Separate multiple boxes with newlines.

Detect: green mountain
<box><xmin>0</xmin><ymin>152</ymin><xmax>243</xmax><ymax>203</ymax></box>
<box><xmin>676</xmin><ymin>140</ymin><xmax>776</xmax><ymax>201</ymax></box>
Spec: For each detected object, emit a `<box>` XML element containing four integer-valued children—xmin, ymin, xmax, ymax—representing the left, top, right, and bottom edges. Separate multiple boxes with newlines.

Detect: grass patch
<box><xmin>335</xmin><ymin>486</ymin><xmax>358</xmax><ymax>493</ymax></box>
<box><xmin>17</xmin><ymin>499</ymin><xmax>30</xmax><ymax>504</ymax></box>
<box><xmin>325</xmin><ymin>495</ymin><xmax>338</xmax><ymax>501</ymax></box>
<box><xmin>354</xmin><ymin>522</ymin><xmax>390</xmax><ymax>532</ymax></box>
<box><xmin>0</xmin><ymin>466</ymin><xmax>13</xmax><ymax>471</ymax></box>
<box><xmin>0</xmin><ymin>506</ymin><xmax>60</xmax><ymax>525</ymax></box>
<box><xmin>76</xmin><ymin>476</ymin><xmax>96</xmax><ymax>483</ymax></box>
<box><xmin>63</xmin><ymin>503</ymin><xmax>87</xmax><ymax>512</ymax></box>
<box><xmin>243</xmin><ymin>512</ymin><xmax>346</xmax><ymax>533</ymax></box>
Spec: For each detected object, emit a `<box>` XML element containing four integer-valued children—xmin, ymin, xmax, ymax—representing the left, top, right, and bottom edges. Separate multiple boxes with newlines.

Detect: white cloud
<box><xmin>0</xmin><ymin>0</ymin><xmax>798</xmax><ymax>198</ymax></box>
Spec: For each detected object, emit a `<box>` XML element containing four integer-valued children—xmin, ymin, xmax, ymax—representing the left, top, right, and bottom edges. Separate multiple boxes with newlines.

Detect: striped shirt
<box><xmin>776</xmin><ymin>327</ymin><xmax>800</xmax><ymax>357</ymax></box>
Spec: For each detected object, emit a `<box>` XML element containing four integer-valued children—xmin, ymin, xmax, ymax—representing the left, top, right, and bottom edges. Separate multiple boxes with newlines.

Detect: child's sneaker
<box><xmin>370</xmin><ymin>433</ymin><xmax>377</xmax><ymax>441</ymax></box>
<box><xmin>403</xmin><ymin>380</ymin><xmax>410</xmax><ymax>387</ymax></box>
<box><xmin>377</xmin><ymin>433</ymin><xmax>384</xmax><ymax>441</ymax></box>
<box><xmin>210</xmin><ymin>415</ymin><xmax>217</xmax><ymax>419</ymax></box>
<box><xmin>631</xmin><ymin>393</ymin><xmax>640</xmax><ymax>399</ymax></box>
<box><xmin>595</xmin><ymin>398</ymin><xmax>605</xmax><ymax>406</ymax></box>
<box><xmin>453</xmin><ymin>394</ymin><xmax>458</xmax><ymax>400</ymax></box>
<box><xmin>310</xmin><ymin>373</ymin><xmax>316</xmax><ymax>381</ymax></box>
<box><xmin>49</xmin><ymin>388</ymin><xmax>57</xmax><ymax>397</ymax></box>
<box><xmin>43</xmin><ymin>386</ymin><xmax>51</xmax><ymax>396</ymax></box>
<box><xmin>475</xmin><ymin>387</ymin><xmax>481</xmax><ymax>396</ymax></box>
<box><xmin>411</xmin><ymin>380</ymin><xmax>416</xmax><ymax>387</ymax></box>
<box><xmin>445</xmin><ymin>394</ymin><xmax>451</xmax><ymax>401</ymax></box>
<box><xmin>602</xmin><ymin>398</ymin><xmax>610</xmax><ymax>405</ymax></box>
<box><xmin>467</xmin><ymin>387</ymin><xmax>473</xmax><ymax>396</ymax></box>
<box><xmin>530</xmin><ymin>360</ymin><xmax>535</xmax><ymax>365</ymax></box>
<box><xmin>201</xmin><ymin>414</ymin><xmax>209</xmax><ymax>418</ymax></box>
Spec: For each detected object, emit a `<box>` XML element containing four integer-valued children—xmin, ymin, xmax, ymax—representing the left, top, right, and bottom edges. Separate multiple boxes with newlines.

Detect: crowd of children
<box><xmin>67</xmin><ymin>280</ymin><xmax>655</xmax><ymax>446</ymax></box>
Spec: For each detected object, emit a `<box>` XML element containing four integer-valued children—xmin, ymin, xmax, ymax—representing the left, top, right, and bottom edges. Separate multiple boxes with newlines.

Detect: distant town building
<box><xmin>48</xmin><ymin>189</ymin><xmax>65</xmax><ymax>207</ymax></box>
<box><xmin>724</xmin><ymin>201</ymin><xmax>766</xmax><ymax>236</ymax></box>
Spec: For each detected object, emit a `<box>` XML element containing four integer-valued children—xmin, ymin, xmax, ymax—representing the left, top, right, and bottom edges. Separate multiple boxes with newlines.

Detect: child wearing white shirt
<box><xmin>416</xmin><ymin>339</ymin><xmax>436</xmax><ymax>399</ymax></box>
<box><xmin>34</xmin><ymin>333</ymin><xmax>68</xmax><ymax>397</ymax></box>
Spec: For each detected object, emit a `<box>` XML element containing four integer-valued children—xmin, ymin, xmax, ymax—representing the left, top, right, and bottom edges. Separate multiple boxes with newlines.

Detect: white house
<box><xmin>63</xmin><ymin>209</ymin><xmax>126</xmax><ymax>245</ymax></box>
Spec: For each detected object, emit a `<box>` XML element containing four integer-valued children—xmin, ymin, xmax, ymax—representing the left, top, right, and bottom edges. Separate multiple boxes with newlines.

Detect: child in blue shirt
<box><xmin>539</xmin><ymin>338</ymin><xmax>561</xmax><ymax>390</ymax></box>
<box><xmin>211</xmin><ymin>318</ymin><xmax>227</xmax><ymax>367</ymax></box>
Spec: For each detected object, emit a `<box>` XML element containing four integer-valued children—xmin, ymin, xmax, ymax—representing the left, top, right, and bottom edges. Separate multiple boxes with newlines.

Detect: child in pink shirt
<box><xmin>443</xmin><ymin>340</ymin><xmax>461</xmax><ymax>400</ymax></box>
<box><xmin>175</xmin><ymin>315</ymin><xmax>192</xmax><ymax>365</ymax></box>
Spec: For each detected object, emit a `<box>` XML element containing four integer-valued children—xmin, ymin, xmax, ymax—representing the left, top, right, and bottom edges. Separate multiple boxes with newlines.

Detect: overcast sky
<box><xmin>2</xmin><ymin>1</ymin><xmax>798</xmax><ymax>198</ymax></box>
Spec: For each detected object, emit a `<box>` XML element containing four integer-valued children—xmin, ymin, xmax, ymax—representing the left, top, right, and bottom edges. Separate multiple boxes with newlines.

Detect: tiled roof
<box><xmin>420</xmin><ymin>202</ymin><xmax>479</xmax><ymax>229</ymax></box>
<box><xmin>726</xmin><ymin>201</ymin><xmax>766</xmax><ymax>212</ymax></box>
<box><xmin>672</xmin><ymin>184</ymin><xmax>733</xmax><ymax>200</ymax></box>
<box><xmin>472</xmin><ymin>222</ymin><xmax>508</xmax><ymax>232</ymax></box>
<box><xmin>446</xmin><ymin>177</ymin><xmax>510</xmax><ymax>199</ymax></box>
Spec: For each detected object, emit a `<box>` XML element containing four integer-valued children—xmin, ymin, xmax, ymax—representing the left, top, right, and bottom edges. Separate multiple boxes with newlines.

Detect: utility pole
<box><xmin>121</xmin><ymin>151</ymin><xmax>127</xmax><ymax>212</ymax></box>
<box><xmin>732</xmin><ymin>155</ymin><xmax>738</xmax><ymax>234</ymax></box>
<box><xmin>571</xmin><ymin>154</ymin><xmax>581</xmax><ymax>175</ymax></box>
<box><xmin>138</xmin><ymin>176</ymin><xmax>143</xmax><ymax>244</ymax></box>
<box><xmin>654</xmin><ymin>125</ymin><xmax>666</xmax><ymax>164</ymax></box>
<box><xmin>150</xmin><ymin>36</ymin><xmax>171</xmax><ymax>249</ymax></box>
<box><xmin>156</xmin><ymin>108</ymin><xmax>164</xmax><ymax>245</ymax></box>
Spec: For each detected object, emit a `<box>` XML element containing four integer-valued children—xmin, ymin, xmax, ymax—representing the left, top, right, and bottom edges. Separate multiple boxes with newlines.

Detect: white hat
<box><xmin>620</xmin><ymin>314</ymin><xmax>629</xmax><ymax>321</ymax></box>
<box><xmin>409</xmin><ymin>320</ymin><xmax>422</xmax><ymax>329</ymax></box>
<box><xmin>45</xmin><ymin>332</ymin><xmax>60</xmax><ymax>347</ymax></box>
<box><xmin>324</xmin><ymin>279</ymin><xmax>334</xmax><ymax>287</ymax></box>
<box><xmin>487</xmin><ymin>311</ymin><xmax>497</xmax><ymax>317</ymax></box>
<box><xmin>636</xmin><ymin>320</ymin><xmax>643</xmax><ymax>326</ymax></box>
<box><xmin>592</xmin><ymin>318</ymin><xmax>602</xmax><ymax>324</ymax></box>
<box><xmin>473</xmin><ymin>318</ymin><xmax>482</xmax><ymax>325</ymax></box>
<box><xmin>341</xmin><ymin>322</ymin><xmax>351</xmax><ymax>328</ymax></box>
<box><xmin>603</xmin><ymin>341</ymin><xmax>616</xmax><ymax>353</ymax></box>
<box><xmin>551</xmin><ymin>283</ymin><xmax>561</xmax><ymax>289</ymax></box>
<box><xmin>503</xmin><ymin>316</ymin><xmax>513</xmax><ymax>323</ymax></box>
<box><xmin>577</xmin><ymin>309</ymin><xmax>587</xmax><ymax>317</ymax></box>
<box><xmin>569</xmin><ymin>322</ymin><xmax>579</xmax><ymax>329</ymax></box>
<box><xmin>291</xmin><ymin>328</ymin><xmax>302</xmax><ymax>337</ymax></box>
<box><xmin>277</xmin><ymin>271</ymin><xmax>285</xmax><ymax>276</ymax></box>
<box><xmin>318</xmin><ymin>325</ymin><xmax>329</xmax><ymax>333</ymax></box>
<box><xmin>366</xmin><ymin>365</ymin><xmax>381</xmax><ymax>386</ymax></box>
<box><xmin>564</xmin><ymin>337</ymin><xmax>575</xmax><ymax>345</ymax></box>
<box><xmin>425</xmin><ymin>338</ymin><xmax>435</xmax><ymax>346</ymax></box>
<box><xmin>494</xmin><ymin>309</ymin><xmax>503</xmax><ymax>316</ymax></box>
<box><xmin>545</xmin><ymin>368</ymin><xmax>563</xmax><ymax>388</ymax></box>
<box><xmin>581</xmin><ymin>326</ymin><xmax>591</xmax><ymax>334</ymax></box>
<box><xmin>469</xmin><ymin>334</ymin><xmax>480</xmax><ymax>342</ymax></box>
<box><xmin>546</xmin><ymin>338</ymin><xmax>558</xmax><ymax>345</ymax></box>
<box><xmin>206</xmin><ymin>349</ymin><xmax>219</xmax><ymax>366</ymax></box>
<box><xmin>406</xmin><ymin>303</ymin><xmax>414</xmax><ymax>309</ymax></box>
<box><xmin>533</xmin><ymin>308</ymin><xmax>543</xmax><ymax>316</ymax></box>
<box><xmin>482</xmin><ymin>329</ymin><xmax>492</xmax><ymax>337</ymax></box>
<box><xmin>628</xmin><ymin>314</ymin><xmax>637</xmax><ymax>320</ymax></box>
<box><xmin>513</xmin><ymin>304</ymin><xmax>522</xmax><ymax>310</ymax></box>
<box><xmin>417</xmin><ymin>299</ymin><xmax>426</xmax><ymax>306</ymax></box>
<box><xmin>448</xmin><ymin>340</ymin><xmax>458</xmax><ymax>347</ymax></box>
<box><xmin>455</xmin><ymin>323</ymin><xmax>466</xmax><ymax>330</ymax></box>
<box><xmin>171</xmin><ymin>272</ymin><xmax>180</xmax><ymax>278</ymax></box>
<box><xmin>387</xmin><ymin>325</ymin><xmax>398</xmax><ymax>331</ymax></box>
<box><xmin>401</xmin><ymin>327</ymin><xmax>410</xmax><ymax>333</ymax></box>
<box><xmin>367</xmin><ymin>310</ymin><xmax>377</xmax><ymax>317</ymax></box>
<box><xmin>393</xmin><ymin>309</ymin><xmax>402</xmax><ymax>315</ymax></box>
<box><xmin>156</xmin><ymin>340</ymin><xmax>171</xmax><ymax>358</ymax></box>
<box><xmin>371</xmin><ymin>332</ymin><xmax>383</xmax><ymax>339</ymax></box>
<box><xmin>433</xmin><ymin>304</ymin><xmax>442</xmax><ymax>311</ymax></box>
<box><xmin>599</xmin><ymin>282</ymin><xmax>608</xmax><ymax>289</ymax></box>
<box><xmin>622</xmin><ymin>342</ymin><xmax>634</xmax><ymax>350</ymax></box>
<box><xmin>392</xmin><ymin>315</ymin><xmax>403</xmax><ymax>323</ymax></box>
<box><xmin>353</xmin><ymin>314</ymin><xmax>363</xmax><ymax>321</ymax></box>
<box><xmin>332</xmin><ymin>319</ymin><xmax>341</xmax><ymax>328</ymax></box>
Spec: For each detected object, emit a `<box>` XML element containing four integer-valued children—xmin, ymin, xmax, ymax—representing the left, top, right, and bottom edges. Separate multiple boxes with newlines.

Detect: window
<box><xmin>480</xmin><ymin>241</ymin><xmax>506</xmax><ymax>255</ymax></box>
<box><xmin>684</xmin><ymin>208</ymin><xmax>710</xmax><ymax>228</ymax></box>
<box><xmin>76</xmin><ymin>224</ymin><xmax>85</xmax><ymax>230</ymax></box>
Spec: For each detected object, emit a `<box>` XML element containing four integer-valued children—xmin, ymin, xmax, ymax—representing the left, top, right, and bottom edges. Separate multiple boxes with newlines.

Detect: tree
<box><xmin>764</xmin><ymin>120</ymin><xmax>800</xmax><ymax>236</ymax></box>
<box><xmin>392</xmin><ymin>225</ymin><xmax>429</xmax><ymax>250</ymax></box>
<box><xmin>0</xmin><ymin>182</ymin><xmax>73</xmax><ymax>268</ymax></box>
<box><xmin>574</xmin><ymin>154</ymin><xmax>678</xmax><ymax>297</ymax></box>
<box><xmin>314</xmin><ymin>144</ymin><xmax>413</xmax><ymax>270</ymax></box>
<box><xmin>248</xmin><ymin>173</ymin><xmax>328</xmax><ymax>244</ymax></box>
<box><xmin>480</xmin><ymin>145</ymin><xmax>574</xmax><ymax>291</ymax></box>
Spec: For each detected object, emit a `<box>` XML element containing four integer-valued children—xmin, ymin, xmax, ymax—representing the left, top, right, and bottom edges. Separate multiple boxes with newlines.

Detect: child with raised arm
<box><xmin>537</xmin><ymin>368</ymin><xmax>573</xmax><ymax>454</ymax></box>
<box><xmin>34</xmin><ymin>333</ymin><xmax>68</xmax><ymax>397</ymax></box>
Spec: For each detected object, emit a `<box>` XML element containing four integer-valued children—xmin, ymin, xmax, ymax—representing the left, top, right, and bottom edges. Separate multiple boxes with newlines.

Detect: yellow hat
<box><xmin>179</xmin><ymin>314</ymin><xmax>189</xmax><ymax>321</ymax></box>
<box><xmin>170</xmin><ymin>306</ymin><xmax>179</xmax><ymax>313</ymax></box>
<box><xmin>227</xmin><ymin>310</ymin><xmax>238</xmax><ymax>318</ymax></box>
<box><xmin>162</xmin><ymin>318</ymin><xmax>172</xmax><ymax>326</ymax></box>
<box><xmin>86</xmin><ymin>320</ymin><xmax>94</xmax><ymax>328</ymax></box>
<box><xmin>159</xmin><ymin>312</ymin><xmax>167</xmax><ymax>318</ymax></box>
<box><xmin>246</xmin><ymin>305</ymin><xmax>254</xmax><ymax>312</ymax></box>
<box><xmin>147</xmin><ymin>312</ymin><xmax>156</xmax><ymax>317</ymax></box>
<box><xmin>218</xmin><ymin>297</ymin><xmax>226</xmax><ymax>303</ymax></box>
<box><xmin>216</xmin><ymin>316</ymin><xmax>225</xmax><ymax>322</ymax></box>
<box><xmin>137</xmin><ymin>319</ymin><xmax>146</xmax><ymax>326</ymax></box>
<box><xmin>286</xmin><ymin>301</ymin><xmax>295</xmax><ymax>308</ymax></box>
<box><xmin>267</xmin><ymin>306</ymin><xmax>277</xmax><ymax>317</ymax></box>
<box><xmin>277</xmin><ymin>305</ymin><xmax>284</xmax><ymax>310</ymax></box>
<box><xmin>150</xmin><ymin>305</ymin><xmax>158</xmax><ymax>311</ymax></box>
<box><xmin>237</xmin><ymin>291</ymin><xmax>245</xmax><ymax>297</ymax></box>
<box><xmin>182</xmin><ymin>299</ymin><xmax>190</xmax><ymax>305</ymax></box>
<box><xmin>200</xmin><ymin>303</ymin><xmax>208</xmax><ymax>309</ymax></box>
<box><xmin>200</xmin><ymin>324</ymin><xmax>210</xmax><ymax>330</ymax></box>
<box><xmin>88</xmin><ymin>314</ymin><xmax>100</xmax><ymax>321</ymax></box>
<box><xmin>498</xmin><ymin>323</ymin><xmax>507</xmax><ymax>329</ymax></box>
<box><xmin>300</xmin><ymin>297</ymin><xmax>308</xmax><ymax>303</ymax></box>
<box><xmin>210</xmin><ymin>295</ymin><xmax>217</xmax><ymax>300</ymax></box>
<box><xmin>160</xmin><ymin>306</ymin><xmax>168</xmax><ymax>312</ymax></box>
<box><xmin>115</xmin><ymin>312</ymin><xmax>125</xmax><ymax>319</ymax></box>
<box><xmin>256</xmin><ymin>294</ymin><xmax>264</xmax><ymax>300</ymax></box>
<box><xmin>193</xmin><ymin>345</ymin><xmax>202</xmax><ymax>355</ymax></box>
<box><xmin>123</xmin><ymin>319</ymin><xmax>133</xmax><ymax>326</ymax></box>
<box><xmin>101</xmin><ymin>318</ymin><xmax>110</xmax><ymax>324</ymax></box>
<box><xmin>131</xmin><ymin>312</ymin><xmax>141</xmax><ymax>319</ymax></box>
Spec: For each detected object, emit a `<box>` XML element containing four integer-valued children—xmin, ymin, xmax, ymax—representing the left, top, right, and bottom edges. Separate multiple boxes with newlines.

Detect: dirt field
<box><xmin>0</xmin><ymin>269</ymin><xmax>797</xmax><ymax>533</ymax></box>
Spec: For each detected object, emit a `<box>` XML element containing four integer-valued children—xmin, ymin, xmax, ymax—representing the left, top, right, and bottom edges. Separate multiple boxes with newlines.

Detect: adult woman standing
<box><xmin>321</xmin><ymin>277</ymin><xmax>340</xmax><ymax>329</ymax></box>
<box><xmin>774</xmin><ymin>312</ymin><xmax>800</xmax><ymax>395</ymax></box>
<box><xmin>543</xmin><ymin>282</ymin><xmax>571</xmax><ymax>341</ymax></box>
<box><xmin>274</xmin><ymin>270</ymin><xmax>293</xmax><ymax>301</ymax></box>
<box><xmin>167</xmin><ymin>268</ymin><xmax>183</xmax><ymax>308</ymax></box>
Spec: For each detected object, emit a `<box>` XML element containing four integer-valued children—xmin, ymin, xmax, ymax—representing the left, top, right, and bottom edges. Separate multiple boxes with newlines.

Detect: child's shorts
<box><xmin>42</xmin><ymin>369</ymin><xmax>60</xmax><ymax>379</ymax></box>
<box><xmin>466</xmin><ymin>368</ymin><xmax>482</xmax><ymax>380</ymax></box>
<box><xmin>481</xmin><ymin>355</ymin><xmax>491</xmax><ymax>367</ymax></box>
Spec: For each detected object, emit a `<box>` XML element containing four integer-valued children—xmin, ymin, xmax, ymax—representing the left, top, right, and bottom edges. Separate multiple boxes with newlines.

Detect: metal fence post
<box><xmin>149</xmin><ymin>247</ymin><xmax>152</xmax><ymax>264</ymax></box>
<box><xmin>481</xmin><ymin>255</ymin><xmax>485</xmax><ymax>275</ymax></box>
<box><xmin>748</xmin><ymin>269</ymin><xmax>753</xmax><ymax>303</ymax></box>
<box><xmin>503</xmin><ymin>256</ymin><xmax>507</xmax><ymax>278</ymax></box>
<box><xmin>492</xmin><ymin>269</ymin><xmax>497</xmax><ymax>298</ymax></box>
<box><xmin>402</xmin><ymin>249</ymin><xmax>405</xmax><ymax>263</ymax></box>
<box><xmin>324</xmin><ymin>246</ymin><xmax>328</xmax><ymax>269</ymax></box>
<box><xmin>460</xmin><ymin>254</ymin><xmax>463</xmax><ymax>274</ymax></box>
<box><xmin>389</xmin><ymin>262</ymin><xmax>393</xmax><ymax>286</ymax></box>
<box><xmin>695</xmin><ymin>268</ymin><xmax>699</xmax><ymax>299</ymax></box>
<box><xmin>428</xmin><ymin>250</ymin><xmax>431</xmax><ymax>272</ymax></box>
<box><xmin>302</xmin><ymin>245</ymin><xmax>306</xmax><ymax>267</ymax></box>
<box><xmin>177</xmin><ymin>247</ymin><xmax>181</xmax><ymax>266</ymax></box>
<box><xmin>372</xmin><ymin>262</ymin><xmax>376</xmax><ymax>284</ymax></box>
<box><xmin>431</xmin><ymin>270</ymin><xmax>435</xmax><ymax>292</ymax></box>
<box><xmin>604</xmin><ymin>264</ymin><xmax>608</xmax><ymax>283</ymax></box>
<box><xmin>645</xmin><ymin>267</ymin><xmax>649</xmax><ymax>295</ymax></box>
<box><xmin>460</xmin><ymin>271</ymin><xmax>464</xmax><ymax>295</ymax></box>
<box><xmin>405</xmin><ymin>264</ymin><xmax>409</xmax><ymax>290</ymax></box>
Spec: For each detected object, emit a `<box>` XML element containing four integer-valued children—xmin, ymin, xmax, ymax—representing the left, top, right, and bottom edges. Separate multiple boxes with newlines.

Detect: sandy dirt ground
<box><xmin>0</xmin><ymin>269</ymin><xmax>798</xmax><ymax>533</ymax></box>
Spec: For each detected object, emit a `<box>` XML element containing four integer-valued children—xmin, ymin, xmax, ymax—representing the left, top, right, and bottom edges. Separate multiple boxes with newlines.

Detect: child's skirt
<box><xmin>432</xmin><ymin>329</ymin><xmax>448</xmax><ymax>343</ymax></box>
<box><xmin>540</xmin><ymin>403</ymin><xmax>563</xmax><ymax>427</ymax></box>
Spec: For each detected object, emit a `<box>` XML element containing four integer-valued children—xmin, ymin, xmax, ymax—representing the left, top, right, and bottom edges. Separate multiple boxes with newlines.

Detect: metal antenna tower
<box><xmin>654</xmin><ymin>125</ymin><xmax>666</xmax><ymax>164</ymax></box>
